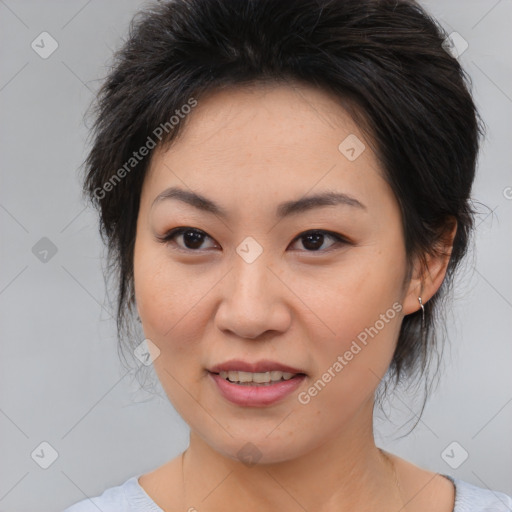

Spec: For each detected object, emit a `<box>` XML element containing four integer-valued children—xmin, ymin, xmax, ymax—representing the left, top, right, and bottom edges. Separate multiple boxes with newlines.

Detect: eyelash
<box><xmin>156</xmin><ymin>227</ymin><xmax>351</xmax><ymax>253</ymax></box>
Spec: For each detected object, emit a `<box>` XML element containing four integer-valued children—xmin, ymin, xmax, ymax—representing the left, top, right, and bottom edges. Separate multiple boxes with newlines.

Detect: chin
<box><xmin>196</xmin><ymin>427</ymin><xmax>316</xmax><ymax>466</ymax></box>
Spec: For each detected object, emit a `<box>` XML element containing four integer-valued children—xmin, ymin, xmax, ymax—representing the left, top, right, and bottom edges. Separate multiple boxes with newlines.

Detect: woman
<box><xmin>63</xmin><ymin>0</ymin><xmax>512</xmax><ymax>510</ymax></box>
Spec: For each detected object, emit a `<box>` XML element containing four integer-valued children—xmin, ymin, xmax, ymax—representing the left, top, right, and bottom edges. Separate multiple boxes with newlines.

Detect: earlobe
<box><xmin>402</xmin><ymin>218</ymin><xmax>457</xmax><ymax>316</ymax></box>
<box><xmin>401</xmin><ymin>257</ymin><xmax>426</xmax><ymax>316</ymax></box>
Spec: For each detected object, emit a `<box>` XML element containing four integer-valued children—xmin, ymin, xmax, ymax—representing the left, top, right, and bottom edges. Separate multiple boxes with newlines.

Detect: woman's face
<box><xmin>133</xmin><ymin>83</ymin><xmax>421</xmax><ymax>463</ymax></box>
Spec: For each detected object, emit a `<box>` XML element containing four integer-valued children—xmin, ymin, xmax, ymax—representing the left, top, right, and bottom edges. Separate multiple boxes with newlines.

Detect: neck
<box><xmin>181</xmin><ymin>403</ymin><xmax>401</xmax><ymax>511</ymax></box>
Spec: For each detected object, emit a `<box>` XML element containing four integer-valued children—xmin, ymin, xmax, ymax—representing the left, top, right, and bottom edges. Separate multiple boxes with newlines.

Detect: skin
<box><xmin>133</xmin><ymin>82</ymin><xmax>456</xmax><ymax>511</ymax></box>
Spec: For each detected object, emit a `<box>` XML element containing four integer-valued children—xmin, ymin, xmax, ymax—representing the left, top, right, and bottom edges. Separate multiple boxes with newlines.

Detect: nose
<box><xmin>214</xmin><ymin>257</ymin><xmax>292</xmax><ymax>340</ymax></box>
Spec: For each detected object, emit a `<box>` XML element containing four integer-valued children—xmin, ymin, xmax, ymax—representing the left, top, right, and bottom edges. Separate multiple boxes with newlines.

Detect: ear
<box><xmin>401</xmin><ymin>218</ymin><xmax>458</xmax><ymax>316</ymax></box>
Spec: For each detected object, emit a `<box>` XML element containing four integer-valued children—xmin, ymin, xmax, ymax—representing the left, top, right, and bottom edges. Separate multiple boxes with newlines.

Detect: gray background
<box><xmin>0</xmin><ymin>1</ymin><xmax>511</xmax><ymax>511</ymax></box>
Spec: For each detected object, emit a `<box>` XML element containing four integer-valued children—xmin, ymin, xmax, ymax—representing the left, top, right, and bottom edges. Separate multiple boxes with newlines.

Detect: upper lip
<box><xmin>208</xmin><ymin>359</ymin><xmax>306</xmax><ymax>375</ymax></box>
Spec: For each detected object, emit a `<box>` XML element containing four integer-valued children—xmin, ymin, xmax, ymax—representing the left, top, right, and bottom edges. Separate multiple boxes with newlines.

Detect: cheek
<box><xmin>293</xmin><ymin>241</ymin><xmax>406</xmax><ymax>400</ymax></box>
<box><xmin>295</xmin><ymin>244</ymin><xmax>405</xmax><ymax>340</ymax></box>
<box><xmin>134</xmin><ymin>251</ymin><xmax>213</xmax><ymax>415</ymax></box>
<box><xmin>134</xmin><ymin>245</ymin><xmax>209</xmax><ymax>353</ymax></box>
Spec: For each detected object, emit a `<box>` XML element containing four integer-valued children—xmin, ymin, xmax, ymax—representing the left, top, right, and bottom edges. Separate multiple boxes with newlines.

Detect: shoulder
<box><xmin>450</xmin><ymin>476</ymin><xmax>512</xmax><ymax>512</ymax></box>
<box><xmin>62</xmin><ymin>475</ymin><xmax>164</xmax><ymax>512</ymax></box>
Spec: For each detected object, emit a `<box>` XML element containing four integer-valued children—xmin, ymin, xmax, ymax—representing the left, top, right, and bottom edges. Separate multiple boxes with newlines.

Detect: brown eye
<box><xmin>157</xmin><ymin>227</ymin><xmax>350</xmax><ymax>253</ymax></box>
<box><xmin>158</xmin><ymin>227</ymin><xmax>218</xmax><ymax>251</ymax></box>
<box><xmin>289</xmin><ymin>230</ymin><xmax>349</xmax><ymax>252</ymax></box>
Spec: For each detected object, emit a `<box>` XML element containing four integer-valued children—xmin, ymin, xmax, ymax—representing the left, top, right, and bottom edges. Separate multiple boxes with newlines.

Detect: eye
<box><xmin>289</xmin><ymin>229</ymin><xmax>350</xmax><ymax>252</ymax></box>
<box><xmin>157</xmin><ymin>227</ymin><xmax>350</xmax><ymax>253</ymax></box>
<box><xmin>157</xmin><ymin>227</ymin><xmax>350</xmax><ymax>252</ymax></box>
<box><xmin>157</xmin><ymin>227</ymin><xmax>219</xmax><ymax>251</ymax></box>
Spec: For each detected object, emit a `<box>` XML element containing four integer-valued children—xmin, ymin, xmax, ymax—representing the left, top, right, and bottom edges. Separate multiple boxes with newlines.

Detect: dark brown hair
<box><xmin>82</xmin><ymin>0</ymin><xmax>484</xmax><ymax>425</ymax></box>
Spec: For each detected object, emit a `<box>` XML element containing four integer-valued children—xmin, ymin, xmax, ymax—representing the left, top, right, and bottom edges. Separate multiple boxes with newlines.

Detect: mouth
<box><xmin>210</xmin><ymin>369</ymin><xmax>305</xmax><ymax>386</ymax></box>
<box><xmin>207</xmin><ymin>359</ymin><xmax>307</xmax><ymax>385</ymax></box>
<box><xmin>207</xmin><ymin>360</ymin><xmax>307</xmax><ymax>406</ymax></box>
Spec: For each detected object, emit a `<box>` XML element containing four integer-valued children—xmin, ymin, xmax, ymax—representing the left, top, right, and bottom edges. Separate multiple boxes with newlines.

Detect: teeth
<box><xmin>219</xmin><ymin>370</ymin><xmax>296</xmax><ymax>384</ymax></box>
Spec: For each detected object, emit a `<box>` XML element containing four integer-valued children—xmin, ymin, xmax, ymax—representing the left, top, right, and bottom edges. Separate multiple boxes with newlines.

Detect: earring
<box><xmin>418</xmin><ymin>296</ymin><xmax>425</xmax><ymax>330</ymax></box>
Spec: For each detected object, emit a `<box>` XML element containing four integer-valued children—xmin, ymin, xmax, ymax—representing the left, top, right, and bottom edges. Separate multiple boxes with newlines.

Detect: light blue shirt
<box><xmin>63</xmin><ymin>473</ymin><xmax>512</xmax><ymax>511</ymax></box>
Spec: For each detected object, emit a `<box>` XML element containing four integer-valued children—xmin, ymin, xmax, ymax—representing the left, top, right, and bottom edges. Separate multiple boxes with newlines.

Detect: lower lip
<box><xmin>209</xmin><ymin>372</ymin><xmax>306</xmax><ymax>407</ymax></box>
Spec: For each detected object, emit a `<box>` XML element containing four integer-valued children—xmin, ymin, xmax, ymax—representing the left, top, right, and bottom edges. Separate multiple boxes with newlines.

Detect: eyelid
<box><xmin>157</xmin><ymin>226</ymin><xmax>352</xmax><ymax>253</ymax></box>
<box><xmin>156</xmin><ymin>227</ymin><xmax>218</xmax><ymax>250</ymax></box>
<box><xmin>288</xmin><ymin>229</ymin><xmax>351</xmax><ymax>252</ymax></box>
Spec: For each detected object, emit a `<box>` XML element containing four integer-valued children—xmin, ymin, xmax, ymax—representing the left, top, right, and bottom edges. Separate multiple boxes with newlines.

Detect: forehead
<box><xmin>157</xmin><ymin>82</ymin><xmax>366</xmax><ymax>160</ymax></box>
<box><xmin>142</xmin><ymin>83</ymin><xmax>391</xmax><ymax>214</ymax></box>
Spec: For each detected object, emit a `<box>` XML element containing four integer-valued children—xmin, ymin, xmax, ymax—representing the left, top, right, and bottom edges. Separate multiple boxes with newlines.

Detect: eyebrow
<box><xmin>151</xmin><ymin>186</ymin><xmax>366</xmax><ymax>219</ymax></box>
